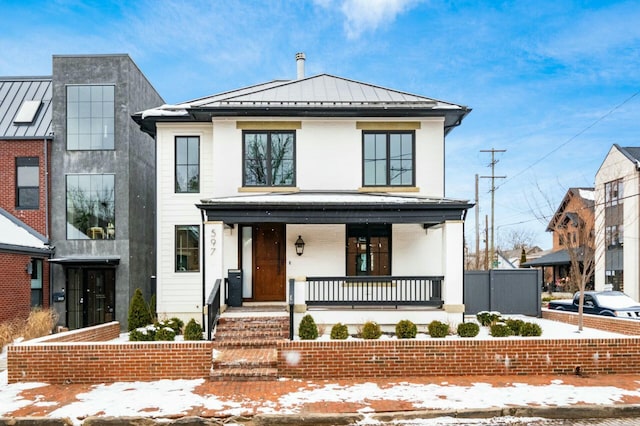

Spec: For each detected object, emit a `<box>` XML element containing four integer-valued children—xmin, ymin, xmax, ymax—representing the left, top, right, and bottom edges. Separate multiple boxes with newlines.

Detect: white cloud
<box><xmin>316</xmin><ymin>0</ymin><xmax>422</xmax><ymax>39</ymax></box>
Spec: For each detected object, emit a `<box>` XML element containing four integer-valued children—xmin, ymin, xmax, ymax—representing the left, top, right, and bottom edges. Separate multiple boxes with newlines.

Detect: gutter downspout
<box><xmin>200</xmin><ymin>208</ymin><xmax>206</xmax><ymax>334</ymax></box>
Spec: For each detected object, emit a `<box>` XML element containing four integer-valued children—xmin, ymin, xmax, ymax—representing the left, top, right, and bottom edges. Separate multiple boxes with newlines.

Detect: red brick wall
<box><xmin>7</xmin><ymin>322</ymin><xmax>212</xmax><ymax>384</ymax></box>
<box><xmin>0</xmin><ymin>139</ymin><xmax>51</xmax><ymax>236</ymax></box>
<box><xmin>542</xmin><ymin>309</ymin><xmax>640</xmax><ymax>335</ymax></box>
<box><xmin>277</xmin><ymin>337</ymin><xmax>640</xmax><ymax>379</ymax></box>
<box><xmin>0</xmin><ymin>253</ymin><xmax>50</xmax><ymax>323</ymax></box>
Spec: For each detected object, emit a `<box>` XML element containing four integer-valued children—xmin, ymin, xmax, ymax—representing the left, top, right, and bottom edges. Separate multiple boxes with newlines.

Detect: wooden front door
<box><xmin>253</xmin><ymin>224</ymin><xmax>286</xmax><ymax>301</ymax></box>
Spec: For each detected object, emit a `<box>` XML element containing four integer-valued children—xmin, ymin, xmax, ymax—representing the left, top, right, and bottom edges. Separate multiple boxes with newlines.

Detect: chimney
<box><xmin>296</xmin><ymin>52</ymin><xmax>306</xmax><ymax>79</ymax></box>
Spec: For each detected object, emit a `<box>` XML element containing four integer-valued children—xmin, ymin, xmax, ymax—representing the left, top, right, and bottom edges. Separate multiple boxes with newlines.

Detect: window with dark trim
<box><xmin>175</xmin><ymin>136</ymin><xmax>200</xmax><ymax>193</ymax></box>
<box><xmin>30</xmin><ymin>258</ymin><xmax>43</xmax><ymax>308</ymax></box>
<box><xmin>66</xmin><ymin>85</ymin><xmax>115</xmax><ymax>150</ymax></box>
<box><xmin>175</xmin><ymin>225</ymin><xmax>199</xmax><ymax>272</ymax></box>
<box><xmin>16</xmin><ymin>157</ymin><xmax>39</xmax><ymax>209</ymax></box>
<box><xmin>346</xmin><ymin>224</ymin><xmax>391</xmax><ymax>276</ymax></box>
<box><xmin>243</xmin><ymin>131</ymin><xmax>295</xmax><ymax>186</ymax></box>
<box><xmin>66</xmin><ymin>174</ymin><xmax>115</xmax><ymax>239</ymax></box>
<box><xmin>363</xmin><ymin>131</ymin><xmax>414</xmax><ymax>186</ymax></box>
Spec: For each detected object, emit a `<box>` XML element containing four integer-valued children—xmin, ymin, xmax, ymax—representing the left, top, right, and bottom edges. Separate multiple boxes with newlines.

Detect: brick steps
<box><xmin>211</xmin><ymin>315</ymin><xmax>288</xmax><ymax>381</ymax></box>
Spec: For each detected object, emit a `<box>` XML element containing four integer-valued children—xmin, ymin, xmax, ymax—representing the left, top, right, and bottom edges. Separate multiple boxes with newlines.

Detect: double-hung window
<box><xmin>16</xmin><ymin>157</ymin><xmax>39</xmax><ymax>209</ymax></box>
<box><xmin>175</xmin><ymin>136</ymin><xmax>200</xmax><ymax>193</ymax></box>
<box><xmin>243</xmin><ymin>131</ymin><xmax>295</xmax><ymax>187</ymax></box>
<box><xmin>363</xmin><ymin>131</ymin><xmax>414</xmax><ymax>186</ymax></box>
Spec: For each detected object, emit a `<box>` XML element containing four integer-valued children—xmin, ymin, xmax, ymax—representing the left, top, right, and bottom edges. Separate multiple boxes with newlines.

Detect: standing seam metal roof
<box><xmin>0</xmin><ymin>77</ymin><xmax>52</xmax><ymax>139</ymax></box>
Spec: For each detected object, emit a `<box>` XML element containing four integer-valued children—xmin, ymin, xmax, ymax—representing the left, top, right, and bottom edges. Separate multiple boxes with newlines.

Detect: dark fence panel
<box><xmin>464</xmin><ymin>269</ymin><xmax>542</xmax><ymax>316</ymax></box>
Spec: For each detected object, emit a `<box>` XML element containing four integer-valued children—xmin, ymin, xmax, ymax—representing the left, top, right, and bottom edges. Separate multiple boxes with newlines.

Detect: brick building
<box><xmin>0</xmin><ymin>77</ymin><xmax>53</xmax><ymax>322</ymax></box>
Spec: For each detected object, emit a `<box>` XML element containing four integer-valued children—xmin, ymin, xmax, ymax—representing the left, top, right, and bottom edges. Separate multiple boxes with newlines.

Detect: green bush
<box><xmin>360</xmin><ymin>321</ymin><xmax>382</xmax><ymax>339</ymax></box>
<box><xmin>156</xmin><ymin>317</ymin><xmax>184</xmax><ymax>335</ymax></box>
<box><xmin>183</xmin><ymin>319</ymin><xmax>204</xmax><ymax>340</ymax></box>
<box><xmin>457</xmin><ymin>322</ymin><xmax>480</xmax><ymax>337</ymax></box>
<box><xmin>505</xmin><ymin>319</ymin><xmax>525</xmax><ymax>336</ymax></box>
<box><xmin>128</xmin><ymin>288</ymin><xmax>152</xmax><ymax>332</ymax></box>
<box><xmin>330</xmin><ymin>323</ymin><xmax>349</xmax><ymax>340</ymax></box>
<box><xmin>490</xmin><ymin>323</ymin><xmax>514</xmax><ymax>337</ymax></box>
<box><xmin>427</xmin><ymin>320</ymin><xmax>450</xmax><ymax>338</ymax></box>
<box><xmin>298</xmin><ymin>314</ymin><xmax>319</xmax><ymax>340</ymax></box>
<box><xmin>148</xmin><ymin>293</ymin><xmax>157</xmax><ymax>323</ymax></box>
<box><xmin>395</xmin><ymin>320</ymin><xmax>417</xmax><ymax>339</ymax></box>
<box><xmin>476</xmin><ymin>311</ymin><xmax>501</xmax><ymax>326</ymax></box>
<box><xmin>129</xmin><ymin>325</ymin><xmax>156</xmax><ymax>341</ymax></box>
<box><xmin>521</xmin><ymin>322</ymin><xmax>543</xmax><ymax>337</ymax></box>
<box><xmin>155</xmin><ymin>327</ymin><xmax>176</xmax><ymax>341</ymax></box>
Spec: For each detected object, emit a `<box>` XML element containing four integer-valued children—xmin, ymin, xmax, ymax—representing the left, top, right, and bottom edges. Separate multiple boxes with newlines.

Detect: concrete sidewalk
<box><xmin>3</xmin><ymin>374</ymin><xmax>640</xmax><ymax>424</ymax></box>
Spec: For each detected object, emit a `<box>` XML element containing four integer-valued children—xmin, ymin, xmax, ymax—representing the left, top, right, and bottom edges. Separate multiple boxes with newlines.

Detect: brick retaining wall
<box><xmin>7</xmin><ymin>322</ymin><xmax>212</xmax><ymax>384</ymax></box>
<box><xmin>542</xmin><ymin>309</ymin><xmax>640</xmax><ymax>335</ymax></box>
<box><xmin>277</xmin><ymin>337</ymin><xmax>640</xmax><ymax>379</ymax></box>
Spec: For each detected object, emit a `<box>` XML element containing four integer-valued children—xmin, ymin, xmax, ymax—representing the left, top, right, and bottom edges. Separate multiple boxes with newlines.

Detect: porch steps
<box><xmin>210</xmin><ymin>315</ymin><xmax>288</xmax><ymax>381</ymax></box>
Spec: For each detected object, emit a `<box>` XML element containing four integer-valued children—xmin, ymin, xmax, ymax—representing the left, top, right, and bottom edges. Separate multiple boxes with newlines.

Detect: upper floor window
<box><xmin>605</xmin><ymin>179</ymin><xmax>623</xmax><ymax>207</ymax></box>
<box><xmin>175</xmin><ymin>136</ymin><xmax>200</xmax><ymax>193</ymax></box>
<box><xmin>16</xmin><ymin>157</ymin><xmax>39</xmax><ymax>209</ymax></box>
<box><xmin>67</xmin><ymin>85</ymin><xmax>115</xmax><ymax>150</ymax></box>
<box><xmin>363</xmin><ymin>131</ymin><xmax>414</xmax><ymax>186</ymax></box>
<box><xmin>243</xmin><ymin>131</ymin><xmax>295</xmax><ymax>186</ymax></box>
<box><xmin>66</xmin><ymin>174</ymin><xmax>115</xmax><ymax>240</ymax></box>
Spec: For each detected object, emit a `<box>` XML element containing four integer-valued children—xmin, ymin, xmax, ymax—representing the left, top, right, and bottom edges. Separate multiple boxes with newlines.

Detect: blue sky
<box><xmin>1</xmin><ymin>0</ymin><xmax>639</xmax><ymax>250</ymax></box>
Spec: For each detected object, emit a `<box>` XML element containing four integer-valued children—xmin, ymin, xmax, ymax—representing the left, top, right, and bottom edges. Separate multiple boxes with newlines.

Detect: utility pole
<box><xmin>475</xmin><ymin>174</ymin><xmax>480</xmax><ymax>269</ymax></box>
<box><xmin>480</xmin><ymin>148</ymin><xmax>506</xmax><ymax>269</ymax></box>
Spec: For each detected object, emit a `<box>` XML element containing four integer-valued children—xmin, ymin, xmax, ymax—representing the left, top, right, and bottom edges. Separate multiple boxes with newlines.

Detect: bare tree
<box><xmin>498</xmin><ymin>227</ymin><xmax>537</xmax><ymax>251</ymax></box>
<box><xmin>528</xmin><ymin>185</ymin><xmax>596</xmax><ymax>332</ymax></box>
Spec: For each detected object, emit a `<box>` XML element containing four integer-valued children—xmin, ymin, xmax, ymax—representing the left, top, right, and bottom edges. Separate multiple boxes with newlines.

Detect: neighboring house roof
<box><xmin>521</xmin><ymin>248</ymin><xmax>585</xmax><ymax>267</ymax></box>
<box><xmin>0</xmin><ymin>76</ymin><xmax>52</xmax><ymax>139</ymax></box>
<box><xmin>0</xmin><ymin>208</ymin><xmax>52</xmax><ymax>255</ymax></box>
<box><xmin>134</xmin><ymin>74</ymin><xmax>471</xmax><ymax>136</ymax></box>
<box><xmin>615</xmin><ymin>144</ymin><xmax>640</xmax><ymax>164</ymax></box>
<box><xmin>546</xmin><ymin>187</ymin><xmax>594</xmax><ymax>232</ymax></box>
<box><xmin>197</xmin><ymin>191</ymin><xmax>472</xmax><ymax>226</ymax></box>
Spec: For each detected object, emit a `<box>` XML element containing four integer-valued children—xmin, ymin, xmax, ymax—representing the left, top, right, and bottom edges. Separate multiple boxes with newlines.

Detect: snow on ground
<box><xmin>0</xmin><ymin>316</ymin><xmax>638</xmax><ymax>424</ymax></box>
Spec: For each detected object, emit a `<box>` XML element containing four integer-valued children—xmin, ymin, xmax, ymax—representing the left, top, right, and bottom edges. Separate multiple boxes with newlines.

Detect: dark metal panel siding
<box><xmin>464</xmin><ymin>269</ymin><xmax>542</xmax><ymax>317</ymax></box>
<box><xmin>0</xmin><ymin>78</ymin><xmax>52</xmax><ymax>138</ymax></box>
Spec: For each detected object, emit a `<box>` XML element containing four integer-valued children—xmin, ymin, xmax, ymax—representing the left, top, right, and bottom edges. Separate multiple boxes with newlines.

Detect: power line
<box><xmin>496</xmin><ymin>90</ymin><xmax>640</xmax><ymax>191</ymax></box>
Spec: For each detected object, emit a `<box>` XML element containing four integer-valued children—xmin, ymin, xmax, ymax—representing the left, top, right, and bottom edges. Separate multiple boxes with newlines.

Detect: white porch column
<box><xmin>442</xmin><ymin>220</ymin><xmax>465</xmax><ymax>313</ymax></box>
<box><xmin>203</xmin><ymin>221</ymin><xmax>225</xmax><ymax>307</ymax></box>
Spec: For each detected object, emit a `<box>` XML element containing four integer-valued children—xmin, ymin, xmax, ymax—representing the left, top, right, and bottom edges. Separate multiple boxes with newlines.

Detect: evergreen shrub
<box><xmin>427</xmin><ymin>320</ymin><xmax>450</xmax><ymax>338</ymax></box>
<box><xmin>521</xmin><ymin>322</ymin><xmax>543</xmax><ymax>336</ymax></box>
<box><xmin>330</xmin><ymin>323</ymin><xmax>349</xmax><ymax>340</ymax></box>
<box><xmin>395</xmin><ymin>319</ymin><xmax>417</xmax><ymax>339</ymax></box>
<box><xmin>490</xmin><ymin>323</ymin><xmax>514</xmax><ymax>337</ymax></box>
<box><xmin>184</xmin><ymin>319</ymin><xmax>204</xmax><ymax>340</ymax></box>
<box><xmin>298</xmin><ymin>314</ymin><xmax>319</xmax><ymax>340</ymax></box>
<box><xmin>476</xmin><ymin>311</ymin><xmax>501</xmax><ymax>326</ymax></box>
<box><xmin>128</xmin><ymin>288</ymin><xmax>152</xmax><ymax>332</ymax></box>
<box><xmin>457</xmin><ymin>322</ymin><xmax>480</xmax><ymax>337</ymax></box>
<box><xmin>360</xmin><ymin>321</ymin><xmax>382</xmax><ymax>339</ymax></box>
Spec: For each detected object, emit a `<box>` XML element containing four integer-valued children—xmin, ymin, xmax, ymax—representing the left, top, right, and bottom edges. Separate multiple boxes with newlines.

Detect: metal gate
<box><xmin>464</xmin><ymin>269</ymin><xmax>542</xmax><ymax>316</ymax></box>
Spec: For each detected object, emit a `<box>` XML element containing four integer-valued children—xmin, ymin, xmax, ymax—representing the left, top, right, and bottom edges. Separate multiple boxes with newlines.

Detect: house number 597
<box><xmin>210</xmin><ymin>229</ymin><xmax>217</xmax><ymax>255</ymax></box>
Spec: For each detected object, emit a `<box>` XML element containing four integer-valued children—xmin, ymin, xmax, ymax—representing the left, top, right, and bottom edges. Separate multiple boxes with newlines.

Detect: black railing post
<box><xmin>288</xmin><ymin>278</ymin><xmax>295</xmax><ymax>340</ymax></box>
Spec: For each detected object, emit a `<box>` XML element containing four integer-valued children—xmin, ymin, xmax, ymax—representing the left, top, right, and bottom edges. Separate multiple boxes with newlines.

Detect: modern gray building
<box><xmin>49</xmin><ymin>55</ymin><xmax>163</xmax><ymax>329</ymax></box>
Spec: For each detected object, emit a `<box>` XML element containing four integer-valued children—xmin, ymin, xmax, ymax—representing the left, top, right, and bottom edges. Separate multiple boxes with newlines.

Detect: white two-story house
<box><xmin>133</xmin><ymin>54</ymin><xmax>472</xmax><ymax>334</ymax></box>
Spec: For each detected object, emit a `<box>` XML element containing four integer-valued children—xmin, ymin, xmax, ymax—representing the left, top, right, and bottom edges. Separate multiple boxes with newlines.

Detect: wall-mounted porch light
<box><xmin>295</xmin><ymin>235</ymin><xmax>305</xmax><ymax>256</ymax></box>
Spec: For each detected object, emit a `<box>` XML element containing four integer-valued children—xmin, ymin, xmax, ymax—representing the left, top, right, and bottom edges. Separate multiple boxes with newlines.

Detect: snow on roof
<box><xmin>0</xmin><ymin>208</ymin><xmax>49</xmax><ymax>251</ymax></box>
<box><xmin>199</xmin><ymin>191</ymin><xmax>468</xmax><ymax>205</ymax></box>
<box><xmin>578</xmin><ymin>188</ymin><xmax>594</xmax><ymax>201</ymax></box>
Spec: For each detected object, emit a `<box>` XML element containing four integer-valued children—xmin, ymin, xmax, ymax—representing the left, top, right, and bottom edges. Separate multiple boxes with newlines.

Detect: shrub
<box><xmin>476</xmin><ymin>311</ymin><xmax>501</xmax><ymax>326</ymax></box>
<box><xmin>427</xmin><ymin>320</ymin><xmax>450</xmax><ymax>338</ymax></box>
<box><xmin>129</xmin><ymin>325</ymin><xmax>156</xmax><ymax>341</ymax></box>
<box><xmin>395</xmin><ymin>320</ymin><xmax>417</xmax><ymax>339</ymax></box>
<box><xmin>184</xmin><ymin>319</ymin><xmax>204</xmax><ymax>340</ymax></box>
<box><xmin>298</xmin><ymin>314</ymin><xmax>319</xmax><ymax>340</ymax></box>
<box><xmin>505</xmin><ymin>319</ymin><xmax>525</xmax><ymax>336</ymax></box>
<box><xmin>490</xmin><ymin>323</ymin><xmax>514</xmax><ymax>337</ymax></box>
<box><xmin>457</xmin><ymin>322</ymin><xmax>480</xmax><ymax>337</ymax></box>
<box><xmin>330</xmin><ymin>323</ymin><xmax>349</xmax><ymax>340</ymax></box>
<box><xmin>128</xmin><ymin>288</ymin><xmax>152</xmax><ymax>331</ymax></box>
<box><xmin>148</xmin><ymin>294</ymin><xmax>157</xmax><ymax>323</ymax></box>
<box><xmin>155</xmin><ymin>327</ymin><xmax>176</xmax><ymax>341</ymax></box>
<box><xmin>521</xmin><ymin>322</ymin><xmax>543</xmax><ymax>337</ymax></box>
<box><xmin>156</xmin><ymin>317</ymin><xmax>184</xmax><ymax>335</ymax></box>
<box><xmin>360</xmin><ymin>321</ymin><xmax>382</xmax><ymax>339</ymax></box>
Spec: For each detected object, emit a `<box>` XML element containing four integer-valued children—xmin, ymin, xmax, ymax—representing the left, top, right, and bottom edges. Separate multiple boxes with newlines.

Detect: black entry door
<box><xmin>67</xmin><ymin>268</ymin><xmax>115</xmax><ymax>329</ymax></box>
